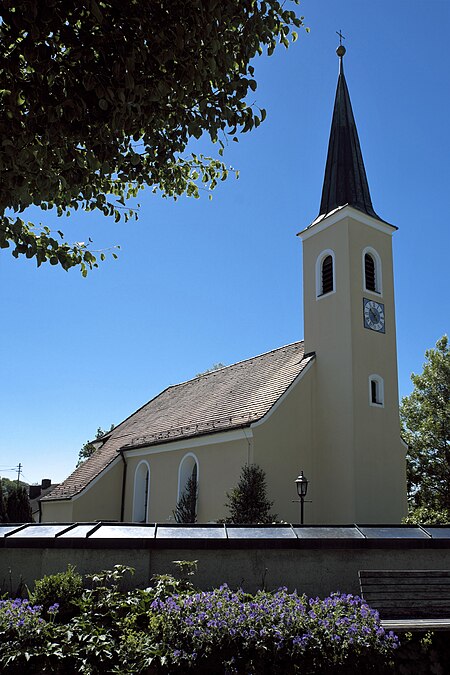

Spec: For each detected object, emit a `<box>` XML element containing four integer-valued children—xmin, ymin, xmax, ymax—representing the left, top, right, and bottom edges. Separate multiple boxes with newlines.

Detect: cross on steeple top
<box><xmin>336</xmin><ymin>30</ymin><xmax>346</xmax><ymax>45</ymax></box>
<box><xmin>335</xmin><ymin>31</ymin><xmax>346</xmax><ymax>69</ymax></box>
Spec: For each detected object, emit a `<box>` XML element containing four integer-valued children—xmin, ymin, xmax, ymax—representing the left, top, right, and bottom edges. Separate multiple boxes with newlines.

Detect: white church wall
<box><xmin>300</xmin><ymin>209</ymin><xmax>406</xmax><ymax>523</ymax></box>
<box><xmin>123</xmin><ymin>433</ymin><xmax>250</xmax><ymax>522</ymax></box>
<box><xmin>347</xmin><ymin>217</ymin><xmax>407</xmax><ymax>522</ymax></box>
<box><xmin>40</xmin><ymin>498</ymin><xmax>74</xmax><ymax>523</ymax></box>
<box><xmin>71</xmin><ymin>459</ymin><xmax>123</xmax><ymax>522</ymax></box>
<box><xmin>252</xmin><ymin>363</ymin><xmax>315</xmax><ymax>523</ymax></box>
<box><xmin>41</xmin><ymin>459</ymin><xmax>123</xmax><ymax>523</ymax></box>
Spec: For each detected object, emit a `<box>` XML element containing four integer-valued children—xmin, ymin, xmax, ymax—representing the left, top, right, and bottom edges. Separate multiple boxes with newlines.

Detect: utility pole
<box><xmin>16</xmin><ymin>463</ymin><xmax>22</xmax><ymax>487</ymax></box>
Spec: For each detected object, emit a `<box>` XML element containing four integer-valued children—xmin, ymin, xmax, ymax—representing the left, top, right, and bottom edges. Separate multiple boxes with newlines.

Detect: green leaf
<box><xmin>90</xmin><ymin>0</ymin><xmax>104</xmax><ymax>24</ymax></box>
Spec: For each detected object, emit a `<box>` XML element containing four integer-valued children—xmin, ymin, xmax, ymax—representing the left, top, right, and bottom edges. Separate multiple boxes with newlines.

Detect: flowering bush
<box><xmin>143</xmin><ymin>585</ymin><xmax>398</xmax><ymax>673</ymax></box>
<box><xmin>0</xmin><ymin>597</ymin><xmax>45</xmax><ymax>634</ymax></box>
<box><xmin>0</xmin><ymin>598</ymin><xmax>57</xmax><ymax>672</ymax></box>
<box><xmin>0</xmin><ymin>566</ymin><xmax>404</xmax><ymax>674</ymax></box>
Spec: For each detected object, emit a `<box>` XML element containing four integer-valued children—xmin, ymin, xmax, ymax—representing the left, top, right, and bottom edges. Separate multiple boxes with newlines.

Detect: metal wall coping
<box><xmin>2</xmin><ymin>522</ymin><xmax>450</xmax><ymax>550</ymax></box>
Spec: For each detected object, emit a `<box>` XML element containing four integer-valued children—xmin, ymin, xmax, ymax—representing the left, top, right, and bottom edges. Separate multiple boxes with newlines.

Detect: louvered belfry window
<box><xmin>321</xmin><ymin>255</ymin><xmax>334</xmax><ymax>294</ymax></box>
<box><xmin>365</xmin><ymin>253</ymin><xmax>376</xmax><ymax>291</ymax></box>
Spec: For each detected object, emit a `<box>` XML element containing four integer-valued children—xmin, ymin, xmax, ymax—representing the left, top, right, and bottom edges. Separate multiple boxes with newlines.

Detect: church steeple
<box><xmin>318</xmin><ymin>44</ymin><xmax>380</xmax><ymax>221</ymax></box>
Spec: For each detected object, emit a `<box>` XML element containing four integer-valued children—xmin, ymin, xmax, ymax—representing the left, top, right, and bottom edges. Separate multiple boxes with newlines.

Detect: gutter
<box><xmin>119</xmin><ymin>448</ymin><xmax>128</xmax><ymax>522</ymax></box>
<box><xmin>121</xmin><ymin>422</ymin><xmax>254</xmax><ymax>453</ymax></box>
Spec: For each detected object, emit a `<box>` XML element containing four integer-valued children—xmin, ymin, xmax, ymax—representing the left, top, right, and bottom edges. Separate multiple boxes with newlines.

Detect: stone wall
<box><xmin>2</xmin><ymin>523</ymin><xmax>450</xmax><ymax>596</ymax></box>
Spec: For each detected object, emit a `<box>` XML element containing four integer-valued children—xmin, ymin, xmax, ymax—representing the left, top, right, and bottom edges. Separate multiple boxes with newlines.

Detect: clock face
<box><xmin>363</xmin><ymin>298</ymin><xmax>385</xmax><ymax>333</ymax></box>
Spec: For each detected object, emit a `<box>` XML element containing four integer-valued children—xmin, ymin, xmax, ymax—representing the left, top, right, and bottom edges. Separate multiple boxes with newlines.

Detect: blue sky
<box><xmin>1</xmin><ymin>0</ymin><xmax>449</xmax><ymax>485</ymax></box>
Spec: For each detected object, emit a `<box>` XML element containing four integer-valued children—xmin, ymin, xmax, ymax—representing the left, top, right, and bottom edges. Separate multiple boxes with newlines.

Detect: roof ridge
<box><xmin>173</xmin><ymin>340</ymin><xmax>304</xmax><ymax>387</ymax></box>
<box><xmin>87</xmin><ymin>341</ymin><xmax>304</xmax><ymax>445</ymax></box>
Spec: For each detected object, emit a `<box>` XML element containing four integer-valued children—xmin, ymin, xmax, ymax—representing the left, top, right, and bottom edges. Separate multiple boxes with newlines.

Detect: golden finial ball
<box><xmin>336</xmin><ymin>45</ymin><xmax>346</xmax><ymax>57</ymax></box>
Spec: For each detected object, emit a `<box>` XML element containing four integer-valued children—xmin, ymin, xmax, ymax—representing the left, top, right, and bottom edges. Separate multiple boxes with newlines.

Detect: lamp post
<box><xmin>295</xmin><ymin>471</ymin><xmax>309</xmax><ymax>525</ymax></box>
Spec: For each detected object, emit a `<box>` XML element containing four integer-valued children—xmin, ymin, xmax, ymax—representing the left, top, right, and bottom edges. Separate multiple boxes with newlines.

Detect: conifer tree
<box><xmin>225</xmin><ymin>464</ymin><xmax>276</xmax><ymax>524</ymax></box>
<box><xmin>6</xmin><ymin>486</ymin><xmax>33</xmax><ymax>523</ymax></box>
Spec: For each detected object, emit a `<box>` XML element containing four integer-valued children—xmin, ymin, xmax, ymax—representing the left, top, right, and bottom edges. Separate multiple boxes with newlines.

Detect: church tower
<box><xmin>298</xmin><ymin>44</ymin><xmax>407</xmax><ymax>523</ymax></box>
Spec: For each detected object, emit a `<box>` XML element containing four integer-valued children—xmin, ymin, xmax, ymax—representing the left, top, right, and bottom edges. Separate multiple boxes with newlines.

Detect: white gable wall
<box><xmin>41</xmin><ymin>458</ymin><xmax>123</xmax><ymax>523</ymax></box>
<box><xmin>252</xmin><ymin>361</ymin><xmax>314</xmax><ymax>523</ymax></box>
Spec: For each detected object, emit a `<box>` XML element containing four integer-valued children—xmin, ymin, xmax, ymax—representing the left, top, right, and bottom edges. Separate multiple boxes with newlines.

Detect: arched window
<box><xmin>175</xmin><ymin>454</ymin><xmax>199</xmax><ymax>523</ymax></box>
<box><xmin>362</xmin><ymin>247</ymin><xmax>382</xmax><ymax>294</ymax></box>
<box><xmin>369</xmin><ymin>374</ymin><xmax>384</xmax><ymax>407</ymax></box>
<box><xmin>133</xmin><ymin>461</ymin><xmax>150</xmax><ymax>523</ymax></box>
<box><xmin>322</xmin><ymin>256</ymin><xmax>333</xmax><ymax>294</ymax></box>
<box><xmin>178</xmin><ymin>453</ymin><xmax>199</xmax><ymax>500</ymax></box>
<box><xmin>316</xmin><ymin>249</ymin><xmax>336</xmax><ymax>298</ymax></box>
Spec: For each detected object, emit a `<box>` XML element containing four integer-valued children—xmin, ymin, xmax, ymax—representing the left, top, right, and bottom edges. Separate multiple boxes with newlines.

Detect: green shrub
<box><xmin>393</xmin><ymin>631</ymin><xmax>450</xmax><ymax>675</ymax></box>
<box><xmin>29</xmin><ymin>565</ymin><xmax>83</xmax><ymax>622</ymax></box>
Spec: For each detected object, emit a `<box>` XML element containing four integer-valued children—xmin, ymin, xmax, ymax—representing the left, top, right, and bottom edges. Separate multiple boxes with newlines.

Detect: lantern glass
<box><xmin>295</xmin><ymin>471</ymin><xmax>308</xmax><ymax>498</ymax></box>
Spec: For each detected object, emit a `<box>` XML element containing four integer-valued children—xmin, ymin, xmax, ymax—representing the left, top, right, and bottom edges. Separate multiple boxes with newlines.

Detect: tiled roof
<box><xmin>43</xmin><ymin>342</ymin><xmax>314</xmax><ymax>501</ymax></box>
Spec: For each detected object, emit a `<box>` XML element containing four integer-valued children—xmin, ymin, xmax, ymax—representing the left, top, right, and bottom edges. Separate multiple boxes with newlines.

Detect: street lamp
<box><xmin>294</xmin><ymin>471</ymin><xmax>309</xmax><ymax>524</ymax></box>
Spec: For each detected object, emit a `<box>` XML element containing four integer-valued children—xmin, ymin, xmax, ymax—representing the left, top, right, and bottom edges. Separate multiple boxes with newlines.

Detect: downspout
<box><xmin>119</xmin><ymin>449</ymin><xmax>128</xmax><ymax>522</ymax></box>
<box><xmin>38</xmin><ymin>498</ymin><xmax>42</xmax><ymax>523</ymax></box>
<box><xmin>242</xmin><ymin>427</ymin><xmax>253</xmax><ymax>465</ymax></box>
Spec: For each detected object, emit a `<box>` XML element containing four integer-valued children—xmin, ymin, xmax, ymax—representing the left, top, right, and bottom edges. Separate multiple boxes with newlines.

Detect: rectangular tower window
<box><xmin>371</xmin><ymin>379</ymin><xmax>379</xmax><ymax>404</ymax></box>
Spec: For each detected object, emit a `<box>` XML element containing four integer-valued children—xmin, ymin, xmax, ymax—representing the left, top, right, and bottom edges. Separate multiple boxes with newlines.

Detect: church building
<box><xmin>41</xmin><ymin>46</ymin><xmax>407</xmax><ymax>525</ymax></box>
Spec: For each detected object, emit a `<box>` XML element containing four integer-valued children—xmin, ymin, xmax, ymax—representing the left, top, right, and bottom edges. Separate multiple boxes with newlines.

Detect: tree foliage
<box><xmin>0</xmin><ymin>0</ymin><xmax>305</xmax><ymax>274</ymax></box>
<box><xmin>225</xmin><ymin>463</ymin><xmax>276</xmax><ymax>524</ymax></box>
<box><xmin>5</xmin><ymin>485</ymin><xmax>33</xmax><ymax>523</ymax></box>
<box><xmin>402</xmin><ymin>505</ymin><xmax>450</xmax><ymax>526</ymax></box>
<box><xmin>401</xmin><ymin>335</ymin><xmax>450</xmax><ymax>512</ymax></box>
<box><xmin>0</xmin><ymin>478</ymin><xmax>31</xmax><ymax>522</ymax></box>
<box><xmin>196</xmin><ymin>362</ymin><xmax>226</xmax><ymax>377</ymax></box>
<box><xmin>173</xmin><ymin>466</ymin><xmax>198</xmax><ymax>524</ymax></box>
<box><xmin>76</xmin><ymin>424</ymin><xmax>114</xmax><ymax>467</ymax></box>
<box><xmin>0</xmin><ymin>485</ymin><xmax>7</xmax><ymax>523</ymax></box>
<box><xmin>0</xmin><ymin>476</ymin><xmax>28</xmax><ymax>496</ymax></box>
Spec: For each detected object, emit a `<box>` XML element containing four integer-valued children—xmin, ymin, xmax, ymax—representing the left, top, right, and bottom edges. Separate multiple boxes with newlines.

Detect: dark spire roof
<box><xmin>318</xmin><ymin>45</ymin><xmax>380</xmax><ymax>221</ymax></box>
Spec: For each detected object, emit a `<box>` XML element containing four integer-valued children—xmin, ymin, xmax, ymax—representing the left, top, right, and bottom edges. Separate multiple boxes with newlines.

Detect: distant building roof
<box><xmin>29</xmin><ymin>482</ymin><xmax>58</xmax><ymax>521</ymax></box>
<box><xmin>43</xmin><ymin>342</ymin><xmax>314</xmax><ymax>501</ymax></box>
